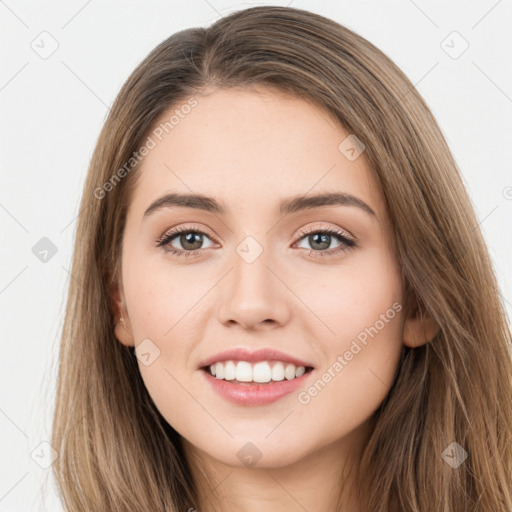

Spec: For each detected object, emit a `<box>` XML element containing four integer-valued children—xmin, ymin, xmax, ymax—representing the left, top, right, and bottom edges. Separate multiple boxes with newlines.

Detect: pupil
<box><xmin>311</xmin><ymin>233</ymin><xmax>330</xmax><ymax>250</ymax></box>
<box><xmin>182</xmin><ymin>232</ymin><xmax>202</xmax><ymax>250</ymax></box>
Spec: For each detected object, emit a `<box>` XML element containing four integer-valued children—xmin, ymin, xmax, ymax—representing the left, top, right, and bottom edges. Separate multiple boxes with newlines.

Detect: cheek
<box><xmin>123</xmin><ymin>265</ymin><xmax>199</xmax><ymax>425</ymax></box>
<box><xmin>124</xmin><ymin>252</ymin><xmax>203</xmax><ymax>340</ymax></box>
<box><xmin>122</xmin><ymin>256</ymin><xmax>210</xmax><ymax>390</ymax></box>
<box><xmin>293</xmin><ymin>248</ymin><xmax>404</xmax><ymax>404</ymax></box>
<box><xmin>295</xmin><ymin>248</ymin><xmax>403</xmax><ymax>344</ymax></box>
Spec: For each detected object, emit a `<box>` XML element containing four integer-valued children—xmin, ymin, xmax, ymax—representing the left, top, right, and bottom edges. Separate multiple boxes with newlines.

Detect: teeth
<box><xmin>295</xmin><ymin>366</ymin><xmax>305</xmax><ymax>377</ymax></box>
<box><xmin>253</xmin><ymin>362</ymin><xmax>272</xmax><ymax>383</ymax></box>
<box><xmin>209</xmin><ymin>360</ymin><xmax>308</xmax><ymax>383</ymax></box>
<box><xmin>284</xmin><ymin>363</ymin><xmax>296</xmax><ymax>380</ymax></box>
<box><xmin>224</xmin><ymin>360</ymin><xmax>236</xmax><ymax>380</ymax></box>
<box><xmin>271</xmin><ymin>362</ymin><xmax>285</xmax><ymax>381</ymax></box>
<box><xmin>236</xmin><ymin>361</ymin><xmax>253</xmax><ymax>382</ymax></box>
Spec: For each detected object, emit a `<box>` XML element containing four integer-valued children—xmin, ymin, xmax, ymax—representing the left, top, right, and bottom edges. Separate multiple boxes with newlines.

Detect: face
<box><xmin>113</xmin><ymin>86</ymin><xmax>430</xmax><ymax>469</ymax></box>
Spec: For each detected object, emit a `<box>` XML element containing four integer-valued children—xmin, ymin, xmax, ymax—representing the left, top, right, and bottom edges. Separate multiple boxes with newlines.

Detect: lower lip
<box><xmin>201</xmin><ymin>368</ymin><xmax>314</xmax><ymax>406</ymax></box>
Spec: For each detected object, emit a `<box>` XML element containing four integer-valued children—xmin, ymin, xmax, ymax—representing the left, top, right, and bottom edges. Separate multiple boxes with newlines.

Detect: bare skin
<box><xmin>112</xmin><ymin>86</ymin><xmax>438</xmax><ymax>512</ymax></box>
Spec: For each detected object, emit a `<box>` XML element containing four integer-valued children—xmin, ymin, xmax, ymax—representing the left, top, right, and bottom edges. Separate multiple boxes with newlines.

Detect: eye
<box><xmin>155</xmin><ymin>225</ymin><xmax>216</xmax><ymax>258</ymax></box>
<box><xmin>155</xmin><ymin>223</ymin><xmax>357</xmax><ymax>259</ymax></box>
<box><xmin>294</xmin><ymin>225</ymin><xmax>356</xmax><ymax>258</ymax></box>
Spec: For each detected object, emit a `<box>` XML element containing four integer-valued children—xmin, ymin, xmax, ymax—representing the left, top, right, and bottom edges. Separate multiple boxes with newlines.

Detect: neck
<box><xmin>182</xmin><ymin>421</ymin><xmax>370</xmax><ymax>512</ymax></box>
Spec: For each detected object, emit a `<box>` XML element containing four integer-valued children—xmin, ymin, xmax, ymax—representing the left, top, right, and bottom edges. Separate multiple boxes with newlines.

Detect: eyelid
<box><xmin>156</xmin><ymin>223</ymin><xmax>218</xmax><ymax>245</ymax></box>
<box><xmin>293</xmin><ymin>222</ymin><xmax>356</xmax><ymax>242</ymax></box>
<box><xmin>156</xmin><ymin>221</ymin><xmax>357</xmax><ymax>257</ymax></box>
<box><xmin>157</xmin><ymin>222</ymin><xmax>354</xmax><ymax>243</ymax></box>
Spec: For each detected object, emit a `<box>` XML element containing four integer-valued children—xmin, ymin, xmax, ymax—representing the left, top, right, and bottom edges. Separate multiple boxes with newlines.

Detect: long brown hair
<box><xmin>51</xmin><ymin>6</ymin><xmax>512</xmax><ymax>511</ymax></box>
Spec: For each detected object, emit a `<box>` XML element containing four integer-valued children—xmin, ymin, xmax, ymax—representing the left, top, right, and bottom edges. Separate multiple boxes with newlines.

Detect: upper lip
<box><xmin>198</xmin><ymin>347</ymin><xmax>314</xmax><ymax>369</ymax></box>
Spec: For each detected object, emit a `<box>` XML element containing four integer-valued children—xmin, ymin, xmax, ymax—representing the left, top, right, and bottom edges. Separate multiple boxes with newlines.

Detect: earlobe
<box><xmin>114</xmin><ymin>315</ymin><xmax>135</xmax><ymax>347</ymax></box>
<box><xmin>109</xmin><ymin>272</ymin><xmax>135</xmax><ymax>347</ymax></box>
<box><xmin>403</xmin><ymin>301</ymin><xmax>440</xmax><ymax>348</ymax></box>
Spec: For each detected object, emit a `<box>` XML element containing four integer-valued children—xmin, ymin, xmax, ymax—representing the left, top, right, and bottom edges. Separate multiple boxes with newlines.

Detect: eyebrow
<box><xmin>143</xmin><ymin>191</ymin><xmax>376</xmax><ymax>218</ymax></box>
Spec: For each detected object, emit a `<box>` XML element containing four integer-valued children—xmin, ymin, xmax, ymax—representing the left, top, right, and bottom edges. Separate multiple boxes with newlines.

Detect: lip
<box><xmin>201</xmin><ymin>367</ymin><xmax>315</xmax><ymax>406</ymax></box>
<box><xmin>197</xmin><ymin>347</ymin><xmax>314</xmax><ymax>369</ymax></box>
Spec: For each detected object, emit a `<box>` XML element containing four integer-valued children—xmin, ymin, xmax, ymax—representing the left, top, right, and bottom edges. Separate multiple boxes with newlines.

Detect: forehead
<box><xmin>127</xmin><ymin>87</ymin><xmax>384</xmax><ymax>220</ymax></box>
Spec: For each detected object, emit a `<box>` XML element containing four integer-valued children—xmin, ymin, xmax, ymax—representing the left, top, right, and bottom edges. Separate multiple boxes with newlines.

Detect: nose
<box><xmin>216</xmin><ymin>247</ymin><xmax>291</xmax><ymax>331</ymax></box>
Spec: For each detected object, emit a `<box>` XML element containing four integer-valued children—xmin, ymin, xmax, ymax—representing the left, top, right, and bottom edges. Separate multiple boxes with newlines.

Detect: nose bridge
<box><xmin>234</xmin><ymin>237</ymin><xmax>271</xmax><ymax>289</ymax></box>
<box><xmin>217</xmin><ymin>233</ymin><xmax>289</xmax><ymax>329</ymax></box>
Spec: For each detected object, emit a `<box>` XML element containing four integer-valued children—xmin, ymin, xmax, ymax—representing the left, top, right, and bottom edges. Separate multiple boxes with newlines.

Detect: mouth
<box><xmin>201</xmin><ymin>360</ymin><xmax>315</xmax><ymax>385</ymax></box>
<box><xmin>197</xmin><ymin>347</ymin><xmax>316</xmax><ymax>405</ymax></box>
<box><xmin>200</xmin><ymin>360</ymin><xmax>315</xmax><ymax>406</ymax></box>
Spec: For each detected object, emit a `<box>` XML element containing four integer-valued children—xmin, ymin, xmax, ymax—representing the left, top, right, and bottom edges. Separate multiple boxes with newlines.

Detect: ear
<box><xmin>403</xmin><ymin>296</ymin><xmax>440</xmax><ymax>348</ymax></box>
<box><xmin>109</xmin><ymin>269</ymin><xmax>135</xmax><ymax>348</ymax></box>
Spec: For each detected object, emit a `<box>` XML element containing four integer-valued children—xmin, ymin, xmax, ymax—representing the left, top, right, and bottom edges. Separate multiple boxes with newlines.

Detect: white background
<box><xmin>1</xmin><ymin>1</ymin><xmax>511</xmax><ymax>510</ymax></box>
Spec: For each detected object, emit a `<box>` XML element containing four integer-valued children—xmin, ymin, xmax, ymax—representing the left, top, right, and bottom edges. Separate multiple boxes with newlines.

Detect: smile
<box><xmin>205</xmin><ymin>360</ymin><xmax>312</xmax><ymax>383</ymax></box>
<box><xmin>201</xmin><ymin>362</ymin><xmax>315</xmax><ymax>406</ymax></box>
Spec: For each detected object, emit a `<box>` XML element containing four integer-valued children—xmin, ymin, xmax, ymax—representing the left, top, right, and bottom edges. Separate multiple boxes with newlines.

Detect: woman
<box><xmin>51</xmin><ymin>5</ymin><xmax>512</xmax><ymax>511</ymax></box>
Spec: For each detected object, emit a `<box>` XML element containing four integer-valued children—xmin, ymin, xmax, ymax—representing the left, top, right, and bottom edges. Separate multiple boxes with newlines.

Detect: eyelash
<box><xmin>155</xmin><ymin>224</ymin><xmax>357</xmax><ymax>259</ymax></box>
